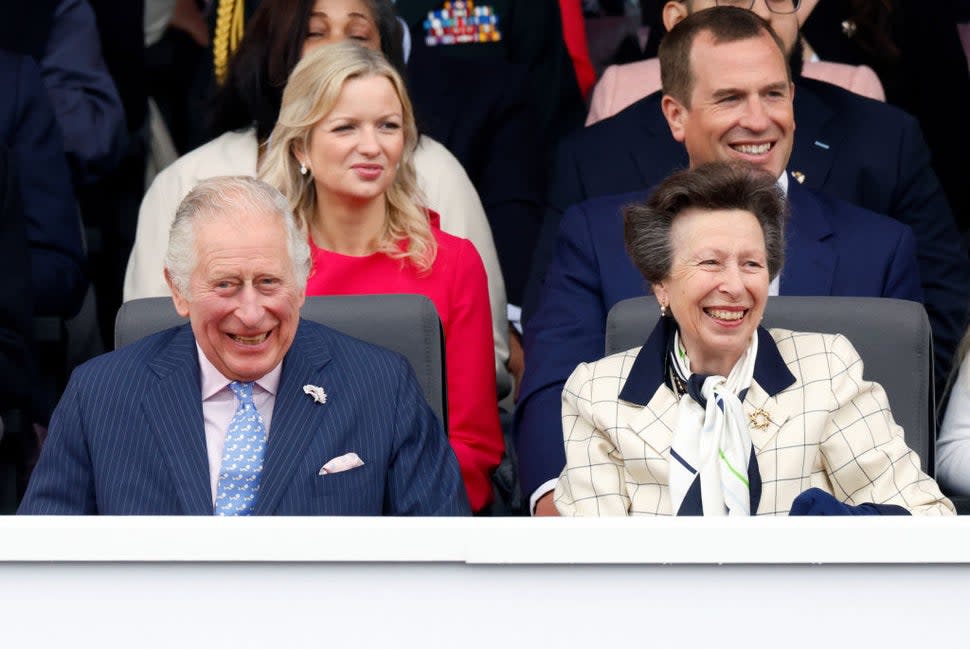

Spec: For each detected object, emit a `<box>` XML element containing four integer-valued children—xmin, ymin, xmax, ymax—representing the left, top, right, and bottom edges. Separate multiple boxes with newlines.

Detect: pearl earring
<box><xmin>299</xmin><ymin>162</ymin><xmax>308</xmax><ymax>176</ymax></box>
<box><xmin>659</xmin><ymin>303</ymin><xmax>668</xmax><ymax>317</ymax></box>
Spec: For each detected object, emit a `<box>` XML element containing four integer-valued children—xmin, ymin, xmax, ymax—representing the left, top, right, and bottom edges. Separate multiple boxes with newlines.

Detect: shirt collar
<box><xmin>617</xmin><ymin>318</ymin><xmax>796</xmax><ymax>406</ymax></box>
<box><xmin>778</xmin><ymin>170</ymin><xmax>790</xmax><ymax>195</ymax></box>
<box><xmin>197</xmin><ymin>344</ymin><xmax>283</xmax><ymax>400</ymax></box>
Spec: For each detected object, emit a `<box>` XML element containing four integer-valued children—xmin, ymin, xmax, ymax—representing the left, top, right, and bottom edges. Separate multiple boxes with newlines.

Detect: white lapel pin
<box><xmin>303</xmin><ymin>384</ymin><xmax>327</xmax><ymax>404</ymax></box>
<box><xmin>792</xmin><ymin>171</ymin><xmax>806</xmax><ymax>184</ymax></box>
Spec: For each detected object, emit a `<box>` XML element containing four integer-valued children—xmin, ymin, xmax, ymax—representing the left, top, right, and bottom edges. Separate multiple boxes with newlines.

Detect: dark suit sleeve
<box><xmin>18</xmin><ymin>374</ymin><xmax>97</xmax><ymax>514</ymax></box>
<box><xmin>42</xmin><ymin>0</ymin><xmax>126</xmax><ymax>185</ymax></box>
<box><xmin>386</xmin><ymin>355</ymin><xmax>471</xmax><ymax>516</ymax></box>
<box><xmin>8</xmin><ymin>53</ymin><xmax>87</xmax><ymax>317</ymax></box>
<box><xmin>524</xmin><ymin>137</ymin><xmax>587</xmax><ymax>320</ymax></box>
<box><xmin>515</xmin><ymin>204</ymin><xmax>612</xmax><ymax>500</ymax></box>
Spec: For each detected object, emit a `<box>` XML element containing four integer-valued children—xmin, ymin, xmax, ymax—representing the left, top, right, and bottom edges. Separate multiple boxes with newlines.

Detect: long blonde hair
<box><xmin>258</xmin><ymin>41</ymin><xmax>435</xmax><ymax>272</ymax></box>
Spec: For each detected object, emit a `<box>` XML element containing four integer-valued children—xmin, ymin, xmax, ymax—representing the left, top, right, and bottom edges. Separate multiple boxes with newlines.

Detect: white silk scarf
<box><xmin>668</xmin><ymin>330</ymin><xmax>758</xmax><ymax>516</ymax></box>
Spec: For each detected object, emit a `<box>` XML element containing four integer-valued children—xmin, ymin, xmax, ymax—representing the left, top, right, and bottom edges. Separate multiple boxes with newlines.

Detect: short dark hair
<box><xmin>658</xmin><ymin>6</ymin><xmax>790</xmax><ymax>106</ymax></box>
<box><xmin>624</xmin><ymin>161</ymin><xmax>787</xmax><ymax>284</ymax></box>
<box><xmin>208</xmin><ymin>0</ymin><xmax>405</xmax><ymax>141</ymax></box>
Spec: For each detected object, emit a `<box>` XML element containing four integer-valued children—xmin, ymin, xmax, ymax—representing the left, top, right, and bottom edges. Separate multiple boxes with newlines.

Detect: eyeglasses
<box><xmin>714</xmin><ymin>0</ymin><xmax>801</xmax><ymax>15</ymax></box>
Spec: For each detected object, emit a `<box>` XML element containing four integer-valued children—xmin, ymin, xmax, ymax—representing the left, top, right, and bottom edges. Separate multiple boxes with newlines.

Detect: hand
<box><xmin>170</xmin><ymin>0</ymin><xmax>210</xmax><ymax>47</ymax></box>
<box><xmin>507</xmin><ymin>324</ymin><xmax>525</xmax><ymax>402</ymax></box>
<box><xmin>533</xmin><ymin>491</ymin><xmax>560</xmax><ymax>516</ymax></box>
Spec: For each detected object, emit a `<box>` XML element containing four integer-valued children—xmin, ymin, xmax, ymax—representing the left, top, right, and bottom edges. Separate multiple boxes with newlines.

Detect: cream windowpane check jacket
<box><xmin>554</xmin><ymin>322</ymin><xmax>954</xmax><ymax>516</ymax></box>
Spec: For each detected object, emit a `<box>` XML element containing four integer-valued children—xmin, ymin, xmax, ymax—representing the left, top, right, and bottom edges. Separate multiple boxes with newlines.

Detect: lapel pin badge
<box><xmin>303</xmin><ymin>384</ymin><xmax>327</xmax><ymax>404</ymax></box>
<box><xmin>792</xmin><ymin>171</ymin><xmax>806</xmax><ymax>184</ymax></box>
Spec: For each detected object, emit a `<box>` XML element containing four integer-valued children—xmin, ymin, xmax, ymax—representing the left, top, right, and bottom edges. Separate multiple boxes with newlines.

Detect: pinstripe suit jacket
<box><xmin>554</xmin><ymin>320</ymin><xmax>953</xmax><ymax>516</ymax></box>
<box><xmin>18</xmin><ymin>320</ymin><xmax>470</xmax><ymax>516</ymax></box>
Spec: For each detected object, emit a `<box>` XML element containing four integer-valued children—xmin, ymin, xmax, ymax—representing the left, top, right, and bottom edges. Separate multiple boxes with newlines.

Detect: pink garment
<box><xmin>305</xmin><ymin>224</ymin><xmax>503</xmax><ymax>512</ymax></box>
<box><xmin>586</xmin><ymin>57</ymin><xmax>886</xmax><ymax>125</ymax></box>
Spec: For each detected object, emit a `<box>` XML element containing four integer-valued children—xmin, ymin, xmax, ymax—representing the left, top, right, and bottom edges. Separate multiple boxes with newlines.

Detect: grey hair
<box><xmin>623</xmin><ymin>161</ymin><xmax>787</xmax><ymax>284</ymax></box>
<box><xmin>164</xmin><ymin>175</ymin><xmax>312</xmax><ymax>296</ymax></box>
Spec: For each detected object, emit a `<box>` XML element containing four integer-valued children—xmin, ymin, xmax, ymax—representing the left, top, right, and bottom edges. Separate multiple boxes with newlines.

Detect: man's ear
<box><xmin>661</xmin><ymin>95</ymin><xmax>688</xmax><ymax>143</ymax></box>
<box><xmin>165</xmin><ymin>268</ymin><xmax>191</xmax><ymax>318</ymax></box>
<box><xmin>662</xmin><ymin>1</ymin><xmax>690</xmax><ymax>31</ymax></box>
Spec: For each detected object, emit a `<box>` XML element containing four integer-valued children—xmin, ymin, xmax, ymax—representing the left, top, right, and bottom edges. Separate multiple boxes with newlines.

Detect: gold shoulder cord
<box><xmin>213</xmin><ymin>0</ymin><xmax>246</xmax><ymax>86</ymax></box>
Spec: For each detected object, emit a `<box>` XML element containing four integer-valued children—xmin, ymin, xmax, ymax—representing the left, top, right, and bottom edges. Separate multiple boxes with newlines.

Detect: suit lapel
<box><xmin>253</xmin><ymin>322</ymin><xmax>332</xmax><ymax>515</ymax></box>
<box><xmin>780</xmin><ymin>182</ymin><xmax>837</xmax><ymax>295</ymax></box>
<box><xmin>626</xmin><ymin>387</ymin><xmax>679</xmax><ymax>459</ymax></box>
<box><xmin>790</xmin><ymin>80</ymin><xmax>838</xmax><ymax>191</ymax></box>
<box><xmin>744</xmin><ymin>328</ymin><xmax>797</xmax><ymax>450</ymax></box>
<box><xmin>617</xmin><ymin>317</ymin><xmax>680</xmax><ymax>459</ymax></box>
<box><xmin>743</xmin><ymin>383</ymin><xmax>796</xmax><ymax>451</ymax></box>
<box><xmin>144</xmin><ymin>326</ymin><xmax>212</xmax><ymax>515</ymax></box>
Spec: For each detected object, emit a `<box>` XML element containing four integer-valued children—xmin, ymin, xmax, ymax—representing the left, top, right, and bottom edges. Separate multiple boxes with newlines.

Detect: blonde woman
<box><xmin>260</xmin><ymin>42</ymin><xmax>502</xmax><ymax>512</ymax></box>
<box><xmin>124</xmin><ymin>0</ymin><xmax>510</xmax><ymax>394</ymax></box>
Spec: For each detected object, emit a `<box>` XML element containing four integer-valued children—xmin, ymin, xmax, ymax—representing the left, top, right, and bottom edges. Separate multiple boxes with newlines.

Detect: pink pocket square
<box><xmin>318</xmin><ymin>452</ymin><xmax>364</xmax><ymax>475</ymax></box>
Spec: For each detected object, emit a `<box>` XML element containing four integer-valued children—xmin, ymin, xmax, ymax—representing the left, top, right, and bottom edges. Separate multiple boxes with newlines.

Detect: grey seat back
<box><xmin>606</xmin><ymin>296</ymin><xmax>935</xmax><ymax>472</ymax></box>
<box><xmin>115</xmin><ymin>294</ymin><xmax>447</xmax><ymax>427</ymax></box>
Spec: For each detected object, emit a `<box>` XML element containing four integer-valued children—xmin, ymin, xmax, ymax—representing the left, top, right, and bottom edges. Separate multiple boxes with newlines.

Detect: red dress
<box><xmin>305</xmin><ymin>223</ymin><xmax>503</xmax><ymax>512</ymax></box>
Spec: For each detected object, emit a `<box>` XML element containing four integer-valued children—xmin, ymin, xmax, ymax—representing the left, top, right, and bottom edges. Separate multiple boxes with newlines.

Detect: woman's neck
<box><xmin>311</xmin><ymin>192</ymin><xmax>387</xmax><ymax>257</ymax></box>
<box><xmin>678</xmin><ymin>336</ymin><xmax>741</xmax><ymax>379</ymax></box>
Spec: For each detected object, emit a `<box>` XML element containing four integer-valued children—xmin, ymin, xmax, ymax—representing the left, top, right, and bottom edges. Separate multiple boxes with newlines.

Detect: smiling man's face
<box><xmin>661</xmin><ymin>29</ymin><xmax>795</xmax><ymax>178</ymax></box>
<box><xmin>168</xmin><ymin>209</ymin><xmax>305</xmax><ymax>382</ymax></box>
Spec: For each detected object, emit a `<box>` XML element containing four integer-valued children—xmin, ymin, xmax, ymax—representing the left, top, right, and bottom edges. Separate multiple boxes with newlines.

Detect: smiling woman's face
<box><xmin>299</xmin><ymin>74</ymin><xmax>405</xmax><ymax>208</ymax></box>
<box><xmin>302</xmin><ymin>0</ymin><xmax>381</xmax><ymax>57</ymax></box>
<box><xmin>653</xmin><ymin>207</ymin><xmax>769</xmax><ymax>377</ymax></box>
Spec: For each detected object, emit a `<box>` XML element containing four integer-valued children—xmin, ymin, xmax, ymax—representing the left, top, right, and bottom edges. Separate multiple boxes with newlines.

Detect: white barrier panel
<box><xmin>1</xmin><ymin>517</ymin><xmax>969</xmax><ymax>647</ymax></box>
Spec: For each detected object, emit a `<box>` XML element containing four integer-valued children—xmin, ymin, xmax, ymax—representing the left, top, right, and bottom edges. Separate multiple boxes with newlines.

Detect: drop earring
<box><xmin>659</xmin><ymin>303</ymin><xmax>668</xmax><ymax>317</ymax></box>
<box><xmin>299</xmin><ymin>162</ymin><xmax>308</xmax><ymax>176</ymax></box>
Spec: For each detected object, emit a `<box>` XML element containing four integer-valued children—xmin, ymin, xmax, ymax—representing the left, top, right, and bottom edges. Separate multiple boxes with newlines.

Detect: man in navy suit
<box><xmin>19</xmin><ymin>176</ymin><xmax>469</xmax><ymax>516</ymax></box>
<box><xmin>526</xmin><ymin>0</ymin><xmax>970</xmax><ymax>394</ymax></box>
<box><xmin>0</xmin><ymin>50</ymin><xmax>86</xmax><ymax>319</ymax></box>
<box><xmin>517</xmin><ymin>7</ymin><xmax>925</xmax><ymax>515</ymax></box>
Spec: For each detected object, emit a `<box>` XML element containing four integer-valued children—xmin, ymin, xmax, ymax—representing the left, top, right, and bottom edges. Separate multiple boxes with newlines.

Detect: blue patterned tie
<box><xmin>214</xmin><ymin>381</ymin><xmax>267</xmax><ymax>516</ymax></box>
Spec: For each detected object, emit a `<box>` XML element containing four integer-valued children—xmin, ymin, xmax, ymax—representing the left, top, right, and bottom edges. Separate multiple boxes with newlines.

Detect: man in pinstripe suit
<box><xmin>18</xmin><ymin>176</ymin><xmax>469</xmax><ymax>516</ymax></box>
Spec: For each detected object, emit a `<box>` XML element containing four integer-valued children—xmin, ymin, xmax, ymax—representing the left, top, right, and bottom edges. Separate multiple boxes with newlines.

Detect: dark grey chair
<box><xmin>115</xmin><ymin>294</ymin><xmax>447</xmax><ymax>427</ymax></box>
<box><xmin>605</xmin><ymin>296</ymin><xmax>935</xmax><ymax>473</ymax></box>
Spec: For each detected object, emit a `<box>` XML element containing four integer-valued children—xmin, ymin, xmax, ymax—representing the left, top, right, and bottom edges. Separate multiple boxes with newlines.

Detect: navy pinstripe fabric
<box><xmin>19</xmin><ymin>320</ymin><xmax>470</xmax><ymax>516</ymax></box>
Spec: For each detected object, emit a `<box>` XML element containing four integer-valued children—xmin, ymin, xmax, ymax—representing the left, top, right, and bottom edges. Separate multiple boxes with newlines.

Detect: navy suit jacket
<box><xmin>528</xmin><ymin>78</ymin><xmax>970</xmax><ymax>388</ymax></box>
<box><xmin>0</xmin><ymin>50</ymin><xmax>86</xmax><ymax>317</ymax></box>
<box><xmin>515</xmin><ymin>182</ymin><xmax>922</xmax><ymax>499</ymax></box>
<box><xmin>19</xmin><ymin>320</ymin><xmax>470</xmax><ymax>516</ymax></box>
